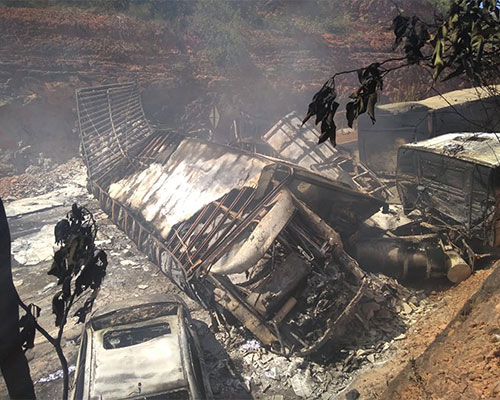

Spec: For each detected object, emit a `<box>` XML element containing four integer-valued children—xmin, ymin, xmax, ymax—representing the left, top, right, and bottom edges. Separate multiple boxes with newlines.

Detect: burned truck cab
<box><xmin>396</xmin><ymin>133</ymin><xmax>500</xmax><ymax>247</ymax></box>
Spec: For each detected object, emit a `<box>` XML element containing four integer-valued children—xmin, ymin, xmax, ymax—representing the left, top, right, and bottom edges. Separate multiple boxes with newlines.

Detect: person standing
<box><xmin>0</xmin><ymin>197</ymin><xmax>36</xmax><ymax>399</ymax></box>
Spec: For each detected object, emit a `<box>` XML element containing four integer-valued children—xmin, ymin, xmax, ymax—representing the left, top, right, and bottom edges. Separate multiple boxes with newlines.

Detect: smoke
<box><xmin>0</xmin><ymin>0</ymin><xmax>450</xmax><ymax>163</ymax></box>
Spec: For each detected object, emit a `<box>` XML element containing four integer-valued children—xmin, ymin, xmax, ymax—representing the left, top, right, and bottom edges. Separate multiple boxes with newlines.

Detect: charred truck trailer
<box><xmin>76</xmin><ymin>83</ymin><xmax>397</xmax><ymax>359</ymax></box>
<box><xmin>358</xmin><ymin>86</ymin><xmax>500</xmax><ymax>177</ymax></box>
<box><xmin>262</xmin><ymin>112</ymin><xmax>391</xmax><ymax>201</ymax></box>
<box><xmin>398</xmin><ymin>133</ymin><xmax>500</xmax><ymax>259</ymax></box>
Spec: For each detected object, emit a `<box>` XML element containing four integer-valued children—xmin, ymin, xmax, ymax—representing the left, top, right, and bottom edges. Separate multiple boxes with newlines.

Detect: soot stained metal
<box><xmin>397</xmin><ymin>132</ymin><xmax>500</xmax><ymax>246</ymax></box>
<box><xmin>262</xmin><ymin>112</ymin><xmax>392</xmax><ymax>201</ymax></box>
<box><xmin>76</xmin><ymin>82</ymin><xmax>385</xmax><ymax>358</ymax></box>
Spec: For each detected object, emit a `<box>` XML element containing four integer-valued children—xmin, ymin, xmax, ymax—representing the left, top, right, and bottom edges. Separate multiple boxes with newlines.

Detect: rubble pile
<box><xmin>199</xmin><ymin>274</ymin><xmax>426</xmax><ymax>399</ymax></box>
<box><xmin>0</xmin><ymin>141</ymin><xmax>56</xmax><ymax>176</ymax></box>
<box><xmin>0</xmin><ymin>157</ymin><xmax>83</xmax><ymax>200</ymax></box>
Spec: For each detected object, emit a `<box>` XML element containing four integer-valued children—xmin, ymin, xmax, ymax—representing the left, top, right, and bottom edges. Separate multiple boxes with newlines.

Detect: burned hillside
<box><xmin>0</xmin><ymin>1</ymin><xmax>454</xmax><ymax>166</ymax></box>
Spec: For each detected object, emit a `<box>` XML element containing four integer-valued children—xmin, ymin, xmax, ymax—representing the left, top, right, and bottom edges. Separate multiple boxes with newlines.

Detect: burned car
<box><xmin>71</xmin><ymin>294</ymin><xmax>213</xmax><ymax>400</ymax></box>
<box><xmin>75</xmin><ymin>82</ymin><xmax>391</xmax><ymax>359</ymax></box>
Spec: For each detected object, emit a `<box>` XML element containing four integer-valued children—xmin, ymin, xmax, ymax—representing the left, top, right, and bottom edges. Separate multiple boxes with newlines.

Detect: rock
<box><xmin>13</xmin><ymin>279</ymin><xmax>23</xmax><ymax>286</ymax></box>
<box><xmin>394</xmin><ymin>333</ymin><xmax>406</xmax><ymax>341</ymax></box>
<box><xmin>401</xmin><ymin>301</ymin><xmax>413</xmax><ymax>314</ymax></box>
<box><xmin>367</xmin><ymin>354</ymin><xmax>375</xmax><ymax>363</ymax></box>
<box><xmin>345</xmin><ymin>389</ymin><xmax>360</xmax><ymax>400</ymax></box>
<box><xmin>137</xmin><ymin>284</ymin><xmax>149</xmax><ymax>290</ymax></box>
<box><xmin>290</xmin><ymin>370</ymin><xmax>315</xmax><ymax>398</ymax></box>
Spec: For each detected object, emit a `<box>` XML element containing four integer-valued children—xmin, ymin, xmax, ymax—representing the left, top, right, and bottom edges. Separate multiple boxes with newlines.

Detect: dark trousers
<box><xmin>0</xmin><ymin>198</ymin><xmax>36</xmax><ymax>399</ymax></box>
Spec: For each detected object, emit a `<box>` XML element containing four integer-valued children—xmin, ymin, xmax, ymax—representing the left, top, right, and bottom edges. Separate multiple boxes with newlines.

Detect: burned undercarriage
<box><xmin>75</xmin><ymin>82</ymin><xmax>405</xmax><ymax>359</ymax></box>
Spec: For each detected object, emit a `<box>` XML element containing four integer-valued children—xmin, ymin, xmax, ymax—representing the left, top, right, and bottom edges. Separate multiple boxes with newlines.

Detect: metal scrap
<box><xmin>261</xmin><ymin>112</ymin><xmax>392</xmax><ymax>201</ymax></box>
<box><xmin>358</xmin><ymin>85</ymin><xmax>500</xmax><ymax>176</ymax></box>
<box><xmin>75</xmin><ymin>82</ymin><xmax>410</xmax><ymax>360</ymax></box>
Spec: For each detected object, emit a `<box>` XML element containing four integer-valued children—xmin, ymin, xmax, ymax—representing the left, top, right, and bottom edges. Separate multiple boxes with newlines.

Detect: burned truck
<box><xmin>356</xmin><ymin>132</ymin><xmax>500</xmax><ymax>284</ymax></box>
<box><xmin>76</xmin><ymin>82</ymin><xmax>393</xmax><ymax>358</ymax></box>
<box><xmin>358</xmin><ymin>85</ymin><xmax>500</xmax><ymax>177</ymax></box>
<box><xmin>397</xmin><ymin>133</ymin><xmax>500</xmax><ymax>250</ymax></box>
<box><xmin>261</xmin><ymin>112</ymin><xmax>392</xmax><ymax>201</ymax></box>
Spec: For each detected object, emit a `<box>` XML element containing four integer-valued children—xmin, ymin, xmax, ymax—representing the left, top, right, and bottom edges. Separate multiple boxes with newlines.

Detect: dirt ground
<box><xmin>345</xmin><ymin>268</ymin><xmax>496</xmax><ymax>399</ymax></box>
<box><xmin>382</xmin><ymin>264</ymin><xmax>500</xmax><ymax>400</ymax></box>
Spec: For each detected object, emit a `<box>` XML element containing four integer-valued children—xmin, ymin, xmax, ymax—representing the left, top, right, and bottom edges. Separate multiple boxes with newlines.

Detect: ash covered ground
<box><xmin>0</xmin><ymin>158</ymin><xmax>495</xmax><ymax>400</ymax></box>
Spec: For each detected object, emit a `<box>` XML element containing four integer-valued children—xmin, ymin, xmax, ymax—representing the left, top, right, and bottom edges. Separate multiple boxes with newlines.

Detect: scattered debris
<box><xmin>40</xmin><ymin>282</ymin><xmax>56</xmax><ymax>293</ymax></box>
<box><xmin>290</xmin><ymin>369</ymin><xmax>315</xmax><ymax>398</ymax></box>
<box><xmin>240</xmin><ymin>340</ymin><xmax>261</xmax><ymax>353</ymax></box>
<box><xmin>119</xmin><ymin>260</ymin><xmax>137</xmax><ymax>266</ymax></box>
<box><xmin>35</xmin><ymin>366</ymin><xmax>75</xmax><ymax>384</ymax></box>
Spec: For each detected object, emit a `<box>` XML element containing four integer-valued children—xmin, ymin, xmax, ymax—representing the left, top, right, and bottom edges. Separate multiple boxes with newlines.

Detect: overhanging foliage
<box><xmin>306</xmin><ymin>0</ymin><xmax>500</xmax><ymax>146</ymax></box>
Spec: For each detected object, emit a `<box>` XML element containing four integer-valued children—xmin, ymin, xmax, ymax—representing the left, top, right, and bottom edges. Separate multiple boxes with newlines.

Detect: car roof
<box><xmin>89</xmin><ymin>313</ymin><xmax>189</xmax><ymax>398</ymax></box>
